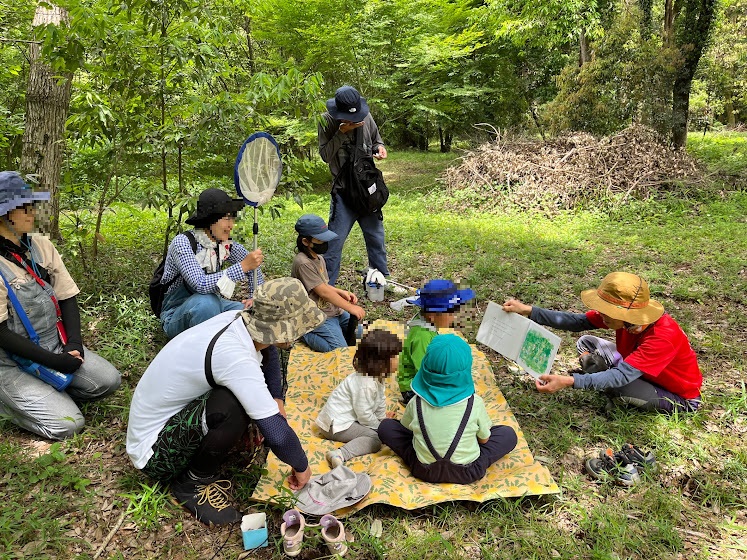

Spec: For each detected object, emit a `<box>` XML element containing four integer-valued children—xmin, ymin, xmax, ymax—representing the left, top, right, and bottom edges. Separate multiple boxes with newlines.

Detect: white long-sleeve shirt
<box><xmin>316</xmin><ymin>371</ymin><xmax>386</xmax><ymax>433</ymax></box>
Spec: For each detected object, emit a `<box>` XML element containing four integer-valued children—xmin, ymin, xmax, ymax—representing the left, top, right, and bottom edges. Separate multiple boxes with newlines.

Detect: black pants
<box><xmin>378</xmin><ymin>419</ymin><xmax>518</xmax><ymax>484</ymax></box>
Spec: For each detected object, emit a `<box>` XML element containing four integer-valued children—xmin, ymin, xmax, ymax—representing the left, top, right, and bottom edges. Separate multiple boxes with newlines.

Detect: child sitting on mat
<box><xmin>378</xmin><ymin>334</ymin><xmax>517</xmax><ymax>484</ymax></box>
<box><xmin>398</xmin><ymin>279</ymin><xmax>475</xmax><ymax>404</ymax></box>
<box><xmin>317</xmin><ymin>329</ymin><xmax>402</xmax><ymax>468</ymax></box>
<box><xmin>291</xmin><ymin>214</ymin><xmax>365</xmax><ymax>352</ymax></box>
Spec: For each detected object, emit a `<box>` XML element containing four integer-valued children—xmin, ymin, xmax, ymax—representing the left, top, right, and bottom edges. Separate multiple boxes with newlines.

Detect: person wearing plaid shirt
<box><xmin>160</xmin><ymin>188</ymin><xmax>264</xmax><ymax>339</ymax></box>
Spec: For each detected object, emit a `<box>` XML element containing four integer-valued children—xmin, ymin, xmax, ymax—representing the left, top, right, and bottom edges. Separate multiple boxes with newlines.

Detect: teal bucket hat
<box><xmin>411</xmin><ymin>334</ymin><xmax>475</xmax><ymax>407</ymax></box>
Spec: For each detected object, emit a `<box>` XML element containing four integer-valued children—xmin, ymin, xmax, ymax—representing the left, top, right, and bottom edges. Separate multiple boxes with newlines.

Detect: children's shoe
<box><xmin>619</xmin><ymin>443</ymin><xmax>656</xmax><ymax>470</ymax></box>
<box><xmin>326</xmin><ymin>449</ymin><xmax>345</xmax><ymax>469</ymax></box>
<box><xmin>320</xmin><ymin>514</ymin><xmax>348</xmax><ymax>556</ymax></box>
<box><xmin>170</xmin><ymin>472</ymin><xmax>242</xmax><ymax>525</ymax></box>
<box><xmin>585</xmin><ymin>449</ymin><xmax>640</xmax><ymax>486</ymax></box>
<box><xmin>280</xmin><ymin>509</ymin><xmax>306</xmax><ymax>557</ymax></box>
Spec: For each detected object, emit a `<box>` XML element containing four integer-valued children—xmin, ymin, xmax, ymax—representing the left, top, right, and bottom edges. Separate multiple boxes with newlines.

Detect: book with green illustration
<box><xmin>476</xmin><ymin>301</ymin><xmax>561</xmax><ymax>379</ymax></box>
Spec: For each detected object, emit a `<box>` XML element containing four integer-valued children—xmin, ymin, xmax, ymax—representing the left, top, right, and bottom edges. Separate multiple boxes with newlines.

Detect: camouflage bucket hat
<box><xmin>241</xmin><ymin>277</ymin><xmax>326</xmax><ymax>344</ymax></box>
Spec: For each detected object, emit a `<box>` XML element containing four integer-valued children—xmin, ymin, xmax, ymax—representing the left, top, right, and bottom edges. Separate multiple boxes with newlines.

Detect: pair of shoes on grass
<box><xmin>585</xmin><ymin>444</ymin><xmax>656</xmax><ymax>486</ymax></box>
<box><xmin>281</xmin><ymin>509</ymin><xmax>348</xmax><ymax>557</ymax></box>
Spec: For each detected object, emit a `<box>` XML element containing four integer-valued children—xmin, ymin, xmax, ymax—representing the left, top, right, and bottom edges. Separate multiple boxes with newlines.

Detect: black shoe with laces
<box><xmin>579</xmin><ymin>352</ymin><xmax>609</xmax><ymax>373</ymax></box>
<box><xmin>171</xmin><ymin>472</ymin><xmax>242</xmax><ymax>525</ymax></box>
<box><xmin>619</xmin><ymin>443</ymin><xmax>656</xmax><ymax>470</ymax></box>
<box><xmin>585</xmin><ymin>448</ymin><xmax>640</xmax><ymax>486</ymax></box>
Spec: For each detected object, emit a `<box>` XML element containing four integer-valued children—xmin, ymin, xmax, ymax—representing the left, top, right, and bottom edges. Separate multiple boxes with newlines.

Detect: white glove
<box><xmin>365</xmin><ymin>268</ymin><xmax>386</xmax><ymax>286</ymax></box>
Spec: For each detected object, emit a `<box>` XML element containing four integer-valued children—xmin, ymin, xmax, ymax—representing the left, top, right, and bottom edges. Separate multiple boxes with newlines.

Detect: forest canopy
<box><xmin>0</xmin><ymin>0</ymin><xmax>744</xmax><ymax>236</ymax></box>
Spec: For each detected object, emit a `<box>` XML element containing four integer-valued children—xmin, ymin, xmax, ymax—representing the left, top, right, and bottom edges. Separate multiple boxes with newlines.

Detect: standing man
<box><xmin>318</xmin><ymin>85</ymin><xmax>390</xmax><ymax>286</ymax></box>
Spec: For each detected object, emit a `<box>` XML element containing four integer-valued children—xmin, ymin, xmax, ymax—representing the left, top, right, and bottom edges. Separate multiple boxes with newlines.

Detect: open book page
<box><xmin>515</xmin><ymin>322</ymin><xmax>561</xmax><ymax>378</ymax></box>
<box><xmin>477</xmin><ymin>302</ymin><xmax>561</xmax><ymax>379</ymax></box>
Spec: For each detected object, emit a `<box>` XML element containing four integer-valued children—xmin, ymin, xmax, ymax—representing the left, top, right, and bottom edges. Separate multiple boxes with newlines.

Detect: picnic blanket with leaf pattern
<box><xmin>251</xmin><ymin>321</ymin><xmax>559</xmax><ymax>515</ymax></box>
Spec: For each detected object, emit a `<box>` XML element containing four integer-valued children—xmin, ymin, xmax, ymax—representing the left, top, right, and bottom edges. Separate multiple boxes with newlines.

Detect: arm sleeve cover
<box><xmin>572</xmin><ymin>360</ymin><xmax>644</xmax><ymax>391</ymax></box>
<box><xmin>261</xmin><ymin>346</ymin><xmax>283</xmax><ymax>400</ymax></box>
<box><xmin>0</xmin><ymin>321</ymin><xmax>82</xmax><ymax>373</ymax></box>
<box><xmin>255</xmin><ymin>414</ymin><xmax>308</xmax><ymax>472</ymax></box>
<box><xmin>59</xmin><ymin>296</ymin><xmax>84</xmax><ymax>357</ymax></box>
<box><xmin>530</xmin><ymin>306</ymin><xmax>596</xmax><ymax>332</ymax></box>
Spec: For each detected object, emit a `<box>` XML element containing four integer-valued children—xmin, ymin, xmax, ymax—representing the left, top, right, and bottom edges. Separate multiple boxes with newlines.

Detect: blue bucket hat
<box><xmin>295</xmin><ymin>214</ymin><xmax>338</xmax><ymax>242</ymax></box>
<box><xmin>411</xmin><ymin>334</ymin><xmax>475</xmax><ymax>407</ymax></box>
<box><xmin>0</xmin><ymin>172</ymin><xmax>50</xmax><ymax>217</ymax></box>
<box><xmin>326</xmin><ymin>86</ymin><xmax>370</xmax><ymax>123</ymax></box>
<box><xmin>407</xmin><ymin>279</ymin><xmax>476</xmax><ymax>313</ymax></box>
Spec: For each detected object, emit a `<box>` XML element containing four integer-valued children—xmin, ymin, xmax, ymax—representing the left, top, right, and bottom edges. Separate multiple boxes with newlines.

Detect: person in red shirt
<box><xmin>503</xmin><ymin>272</ymin><xmax>702</xmax><ymax>414</ymax></box>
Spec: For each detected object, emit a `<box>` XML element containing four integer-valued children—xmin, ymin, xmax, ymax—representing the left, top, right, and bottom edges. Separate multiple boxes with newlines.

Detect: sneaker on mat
<box><xmin>585</xmin><ymin>448</ymin><xmax>640</xmax><ymax>486</ymax></box>
<box><xmin>619</xmin><ymin>443</ymin><xmax>656</xmax><ymax>469</ymax></box>
<box><xmin>171</xmin><ymin>472</ymin><xmax>242</xmax><ymax>525</ymax></box>
<box><xmin>281</xmin><ymin>509</ymin><xmax>306</xmax><ymax>557</ymax></box>
<box><xmin>326</xmin><ymin>448</ymin><xmax>345</xmax><ymax>469</ymax></box>
<box><xmin>320</xmin><ymin>514</ymin><xmax>348</xmax><ymax>557</ymax></box>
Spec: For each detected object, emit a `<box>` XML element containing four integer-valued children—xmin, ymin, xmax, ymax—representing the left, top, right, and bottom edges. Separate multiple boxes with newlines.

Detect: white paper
<box><xmin>477</xmin><ymin>302</ymin><xmax>561</xmax><ymax>379</ymax></box>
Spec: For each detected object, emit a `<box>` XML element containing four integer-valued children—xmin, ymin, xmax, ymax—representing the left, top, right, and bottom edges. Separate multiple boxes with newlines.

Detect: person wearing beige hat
<box><xmin>503</xmin><ymin>272</ymin><xmax>702</xmax><ymax>413</ymax></box>
<box><xmin>127</xmin><ymin>278</ymin><xmax>325</xmax><ymax>525</ymax></box>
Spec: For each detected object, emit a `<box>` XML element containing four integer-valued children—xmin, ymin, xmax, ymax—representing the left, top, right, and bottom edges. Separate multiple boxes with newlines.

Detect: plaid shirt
<box><xmin>162</xmin><ymin>231</ymin><xmax>263</xmax><ymax>297</ymax></box>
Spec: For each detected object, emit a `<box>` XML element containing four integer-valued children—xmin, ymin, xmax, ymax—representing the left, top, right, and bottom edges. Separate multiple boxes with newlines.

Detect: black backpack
<box><xmin>149</xmin><ymin>230</ymin><xmax>197</xmax><ymax>318</ymax></box>
<box><xmin>333</xmin><ymin>133</ymin><xmax>389</xmax><ymax>217</ymax></box>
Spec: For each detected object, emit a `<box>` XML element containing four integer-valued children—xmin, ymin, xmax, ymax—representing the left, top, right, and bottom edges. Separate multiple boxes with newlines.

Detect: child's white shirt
<box><xmin>316</xmin><ymin>371</ymin><xmax>386</xmax><ymax>433</ymax></box>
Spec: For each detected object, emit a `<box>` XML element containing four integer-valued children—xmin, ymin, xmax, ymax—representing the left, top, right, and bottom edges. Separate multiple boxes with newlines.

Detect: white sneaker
<box><xmin>325</xmin><ymin>449</ymin><xmax>345</xmax><ymax>469</ymax></box>
<box><xmin>384</xmin><ymin>283</ymin><xmax>410</xmax><ymax>295</ymax></box>
<box><xmin>320</xmin><ymin>514</ymin><xmax>348</xmax><ymax>556</ymax></box>
<box><xmin>280</xmin><ymin>509</ymin><xmax>306</xmax><ymax>557</ymax></box>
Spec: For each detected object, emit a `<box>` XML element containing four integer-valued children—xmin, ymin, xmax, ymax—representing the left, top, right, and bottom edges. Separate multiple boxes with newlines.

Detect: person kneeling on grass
<box><xmin>291</xmin><ymin>214</ymin><xmax>365</xmax><ymax>352</ymax></box>
<box><xmin>126</xmin><ymin>278</ymin><xmax>325</xmax><ymax>526</ymax></box>
<box><xmin>502</xmin><ymin>271</ymin><xmax>702</xmax><ymax>414</ymax></box>
<box><xmin>378</xmin><ymin>334</ymin><xmax>517</xmax><ymax>484</ymax></box>
<box><xmin>317</xmin><ymin>329</ymin><xmax>402</xmax><ymax>468</ymax></box>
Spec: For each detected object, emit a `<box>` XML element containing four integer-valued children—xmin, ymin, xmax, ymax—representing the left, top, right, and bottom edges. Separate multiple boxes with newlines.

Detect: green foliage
<box><xmin>120</xmin><ymin>482</ymin><xmax>174</xmax><ymax>531</ymax></box>
<box><xmin>545</xmin><ymin>4</ymin><xmax>680</xmax><ymax>137</ymax></box>
<box><xmin>0</xmin><ymin>442</ymin><xmax>92</xmax><ymax>558</ymax></box>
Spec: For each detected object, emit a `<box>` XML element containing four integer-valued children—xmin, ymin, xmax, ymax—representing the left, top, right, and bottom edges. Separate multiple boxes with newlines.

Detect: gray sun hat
<box><xmin>0</xmin><ymin>172</ymin><xmax>50</xmax><ymax>217</ymax></box>
<box><xmin>241</xmin><ymin>277</ymin><xmax>325</xmax><ymax>345</ymax></box>
<box><xmin>294</xmin><ymin>465</ymin><xmax>372</xmax><ymax>516</ymax></box>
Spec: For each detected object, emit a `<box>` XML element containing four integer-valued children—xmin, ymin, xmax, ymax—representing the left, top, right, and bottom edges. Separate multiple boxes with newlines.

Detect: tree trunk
<box><xmin>671</xmin><ymin>76</ymin><xmax>692</xmax><ymax>148</ymax></box>
<box><xmin>579</xmin><ymin>28</ymin><xmax>591</xmax><ymax>66</ymax></box>
<box><xmin>670</xmin><ymin>0</ymin><xmax>718</xmax><ymax>148</ymax></box>
<box><xmin>20</xmin><ymin>4</ymin><xmax>72</xmax><ymax>239</ymax></box>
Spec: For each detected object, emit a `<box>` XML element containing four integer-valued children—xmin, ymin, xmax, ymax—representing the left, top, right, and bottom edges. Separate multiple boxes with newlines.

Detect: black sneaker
<box><xmin>619</xmin><ymin>443</ymin><xmax>656</xmax><ymax>470</ymax></box>
<box><xmin>579</xmin><ymin>352</ymin><xmax>608</xmax><ymax>373</ymax></box>
<box><xmin>585</xmin><ymin>449</ymin><xmax>640</xmax><ymax>486</ymax></box>
<box><xmin>171</xmin><ymin>473</ymin><xmax>242</xmax><ymax>525</ymax></box>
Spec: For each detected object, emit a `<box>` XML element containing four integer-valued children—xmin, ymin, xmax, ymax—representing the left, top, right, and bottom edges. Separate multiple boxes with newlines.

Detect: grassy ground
<box><xmin>1</xmin><ymin>133</ymin><xmax>745</xmax><ymax>559</ymax></box>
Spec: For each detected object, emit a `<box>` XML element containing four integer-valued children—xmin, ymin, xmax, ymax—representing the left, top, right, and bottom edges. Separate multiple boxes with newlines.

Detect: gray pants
<box><xmin>318</xmin><ymin>422</ymin><xmax>382</xmax><ymax>461</ymax></box>
<box><xmin>0</xmin><ymin>347</ymin><xmax>121</xmax><ymax>440</ymax></box>
<box><xmin>0</xmin><ymin>262</ymin><xmax>120</xmax><ymax>440</ymax></box>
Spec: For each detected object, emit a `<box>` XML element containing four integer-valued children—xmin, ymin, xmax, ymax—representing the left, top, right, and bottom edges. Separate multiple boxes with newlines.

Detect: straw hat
<box><xmin>580</xmin><ymin>272</ymin><xmax>664</xmax><ymax>325</ymax></box>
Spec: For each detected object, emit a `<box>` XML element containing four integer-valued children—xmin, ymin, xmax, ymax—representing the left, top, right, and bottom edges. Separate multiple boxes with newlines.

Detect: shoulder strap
<box><xmin>163</xmin><ymin>230</ymin><xmax>199</xmax><ymax>289</ymax></box>
<box><xmin>0</xmin><ymin>267</ymin><xmax>40</xmax><ymax>344</ymax></box>
<box><xmin>416</xmin><ymin>395</ymin><xmax>475</xmax><ymax>462</ymax></box>
<box><xmin>184</xmin><ymin>230</ymin><xmax>197</xmax><ymax>252</ymax></box>
<box><xmin>443</xmin><ymin>395</ymin><xmax>474</xmax><ymax>461</ymax></box>
<box><xmin>204</xmin><ymin>317</ymin><xmax>237</xmax><ymax>388</ymax></box>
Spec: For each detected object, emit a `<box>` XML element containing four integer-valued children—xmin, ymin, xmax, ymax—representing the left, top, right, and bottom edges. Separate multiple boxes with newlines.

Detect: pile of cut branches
<box><xmin>442</xmin><ymin>125</ymin><xmax>706</xmax><ymax>213</ymax></box>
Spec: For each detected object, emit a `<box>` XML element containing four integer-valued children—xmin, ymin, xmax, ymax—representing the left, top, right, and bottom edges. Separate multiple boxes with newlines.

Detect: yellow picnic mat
<box><xmin>251</xmin><ymin>321</ymin><xmax>559</xmax><ymax>514</ymax></box>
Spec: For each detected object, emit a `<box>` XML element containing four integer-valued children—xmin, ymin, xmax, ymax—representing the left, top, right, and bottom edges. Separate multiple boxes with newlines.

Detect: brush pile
<box><xmin>442</xmin><ymin>125</ymin><xmax>705</xmax><ymax>213</ymax></box>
